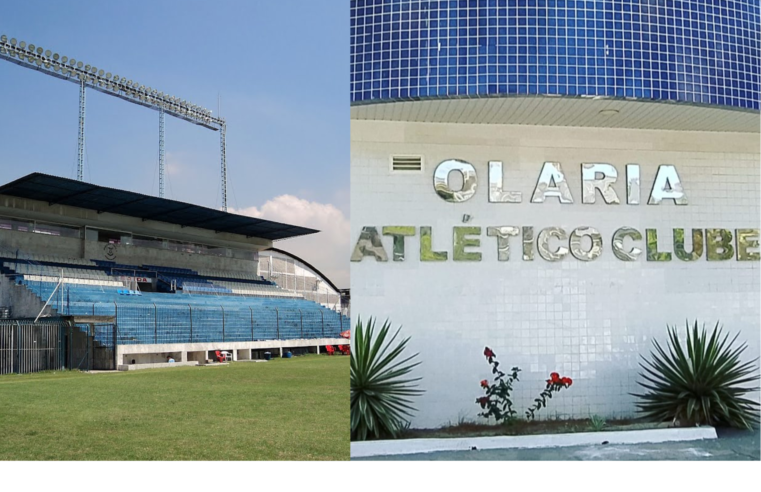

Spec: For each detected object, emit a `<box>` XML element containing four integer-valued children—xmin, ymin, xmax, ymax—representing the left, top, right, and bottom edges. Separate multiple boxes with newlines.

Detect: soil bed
<box><xmin>401</xmin><ymin>419</ymin><xmax>669</xmax><ymax>440</ymax></box>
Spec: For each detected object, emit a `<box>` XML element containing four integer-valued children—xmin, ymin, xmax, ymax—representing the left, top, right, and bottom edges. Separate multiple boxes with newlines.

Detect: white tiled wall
<box><xmin>351</xmin><ymin>119</ymin><xmax>760</xmax><ymax>428</ymax></box>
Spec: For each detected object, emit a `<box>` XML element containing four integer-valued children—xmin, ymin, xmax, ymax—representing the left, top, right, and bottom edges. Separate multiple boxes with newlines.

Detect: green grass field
<box><xmin>0</xmin><ymin>355</ymin><xmax>348</xmax><ymax>460</ymax></box>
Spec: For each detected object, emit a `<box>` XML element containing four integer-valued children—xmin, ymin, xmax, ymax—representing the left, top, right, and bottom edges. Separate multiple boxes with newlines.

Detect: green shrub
<box><xmin>350</xmin><ymin>317</ymin><xmax>423</xmax><ymax>441</ymax></box>
<box><xmin>634</xmin><ymin>321</ymin><xmax>760</xmax><ymax>429</ymax></box>
<box><xmin>589</xmin><ymin>414</ymin><xmax>606</xmax><ymax>432</ymax></box>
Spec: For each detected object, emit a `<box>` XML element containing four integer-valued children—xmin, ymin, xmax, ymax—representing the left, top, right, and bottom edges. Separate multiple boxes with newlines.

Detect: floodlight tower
<box><xmin>0</xmin><ymin>34</ymin><xmax>230</xmax><ymax>211</ymax></box>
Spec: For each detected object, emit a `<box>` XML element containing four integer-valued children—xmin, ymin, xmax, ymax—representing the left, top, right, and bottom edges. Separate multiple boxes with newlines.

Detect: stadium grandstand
<box><xmin>259</xmin><ymin>248</ymin><xmax>348</xmax><ymax>317</ymax></box>
<box><xmin>0</xmin><ymin>172</ymin><xmax>350</xmax><ymax>373</ymax></box>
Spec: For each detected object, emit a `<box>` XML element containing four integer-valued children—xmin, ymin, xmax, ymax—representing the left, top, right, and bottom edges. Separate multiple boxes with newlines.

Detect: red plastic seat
<box><xmin>215</xmin><ymin>350</ymin><xmax>227</xmax><ymax>362</ymax></box>
<box><xmin>325</xmin><ymin>345</ymin><xmax>335</xmax><ymax>355</ymax></box>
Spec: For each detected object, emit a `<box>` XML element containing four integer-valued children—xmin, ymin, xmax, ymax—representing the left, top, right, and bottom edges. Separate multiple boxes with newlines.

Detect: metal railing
<box><xmin>0</xmin><ymin>318</ymin><xmax>67</xmax><ymax>375</ymax></box>
<box><xmin>89</xmin><ymin>303</ymin><xmax>347</xmax><ymax>345</ymax></box>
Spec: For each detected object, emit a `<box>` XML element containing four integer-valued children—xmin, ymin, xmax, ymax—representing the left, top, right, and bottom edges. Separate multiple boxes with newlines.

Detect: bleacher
<box><xmin>0</xmin><ymin>251</ymin><xmax>299</xmax><ymax>298</ymax></box>
<box><xmin>196</xmin><ymin>268</ymin><xmax>262</xmax><ymax>282</ymax></box>
<box><xmin>208</xmin><ymin>280</ymin><xmax>302</xmax><ymax>298</ymax></box>
<box><xmin>1</xmin><ymin>250</ymin><xmax>349</xmax><ymax>346</ymax></box>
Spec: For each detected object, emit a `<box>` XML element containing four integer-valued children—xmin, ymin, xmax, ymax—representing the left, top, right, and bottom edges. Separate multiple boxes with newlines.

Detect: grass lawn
<box><xmin>0</xmin><ymin>355</ymin><xmax>348</xmax><ymax>460</ymax></box>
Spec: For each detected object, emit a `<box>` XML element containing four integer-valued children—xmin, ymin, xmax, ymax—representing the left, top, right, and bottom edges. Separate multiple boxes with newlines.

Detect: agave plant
<box><xmin>634</xmin><ymin>321</ymin><xmax>760</xmax><ymax>429</ymax></box>
<box><xmin>350</xmin><ymin>317</ymin><xmax>423</xmax><ymax>441</ymax></box>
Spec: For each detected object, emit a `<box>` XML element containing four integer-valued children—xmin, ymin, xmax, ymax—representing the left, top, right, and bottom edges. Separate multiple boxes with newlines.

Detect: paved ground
<box><xmin>354</xmin><ymin>428</ymin><xmax>760</xmax><ymax>461</ymax></box>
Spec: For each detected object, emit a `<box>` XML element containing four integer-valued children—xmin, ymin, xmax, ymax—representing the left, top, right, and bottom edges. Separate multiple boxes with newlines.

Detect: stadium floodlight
<box><xmin>0</xmin><ymin>34</ymin><xmax>229</xmax><ymax>210</ymax></box>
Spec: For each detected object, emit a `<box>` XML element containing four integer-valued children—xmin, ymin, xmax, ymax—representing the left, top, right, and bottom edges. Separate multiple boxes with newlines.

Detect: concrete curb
<box><xmin>350</xmin><ymin>426</ymin><xmax>717</xmax><ymax>458</ymax></box>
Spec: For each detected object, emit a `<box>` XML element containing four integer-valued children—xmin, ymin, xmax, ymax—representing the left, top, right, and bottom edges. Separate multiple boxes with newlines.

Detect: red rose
<box><xmin>550</xmin><ymin>372</ymin><xmax>560</xmax><ymax>382</ymax></box>
<box><xmin>565</xmin><ymin>377</ymin><xmax>573</xmax><ymax>387</ymax></box>
<box><xmin>484</xmin><ymin>347</ymin><xmax>495</xmax><ymax>358</ymax></box>
<box><xmin>478</xmin><ymin>396</ymin><xmax>489</xmax><ymax>408</ymax></box>
<box><xmin>546</xmin><ymin>379</ymin><xmax>552</xmax><ymax>385</ymax></box>
<box><xmin>480</xmin><ymin>379</ymin><xmax>489</xmax><ymax>388</ymax></box>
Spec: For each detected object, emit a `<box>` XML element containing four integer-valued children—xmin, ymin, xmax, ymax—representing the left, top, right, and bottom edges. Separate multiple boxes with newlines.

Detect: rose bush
<box><xmin>476</xmin><ymin>347</ymin><xmax>573</xmax><ymax>424</ymax></box>
<box><xmin>526</xmin><ymin>372</ymin><xmax>573</xmax><ymax>420</ymax></box>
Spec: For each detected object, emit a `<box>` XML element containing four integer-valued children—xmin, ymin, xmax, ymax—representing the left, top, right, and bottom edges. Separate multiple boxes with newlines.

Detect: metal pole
<box><xmin>220</xmin><ymin>123</ymin><xmax>227</xmax><ymax>211</ymax></box>
<box><xmin>275</xmin><ymin>308</ymin><xmax>280</xmax><ymax>340</ymax></box>
<box><xmin>188</xmin><ymin>305</ymin><xmax>193</xmax><ymax>343</ymax></box>
<box><xmin>77</xmin><ymin>78</ymin><xmax>86</xmax><ymax>181</ymax></box>
<box><xmin>221</xmin><ymin>306</ymin><xmax>225</xmax><ymax>342</ymax></box>
<box><xmin>59</xmin><ymin>323</ymin><xmax>65</xmax><ymax>371</ymax></box>
<box><xmin>113</xmin><ymin>321</ymin><xmax>117</xmax><ymax>370</ymax></box>
<box><xmin>158</xmin><ymin>108</ymin><xmax>165</xmax><ymax>198</ymax></box>
<box><xmin>15</xmin><ymin>321</ymin><xmax>20</xmax><ymax>374</ymax></box>
<box><xmin>249</xmin><ymin>306</ymin><xmax>254</xmax><ymax>341</ymax></box>
<box><xmin>153</xmin><ymin>303</ymin><xmax>157</xmax><ymax>344</ymax></box>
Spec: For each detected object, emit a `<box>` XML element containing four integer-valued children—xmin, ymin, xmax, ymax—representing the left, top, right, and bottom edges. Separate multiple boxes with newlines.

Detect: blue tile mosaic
<box><xmin>350</xmin><ymin>0</ymin><xmax>760</xmax><ymax>111</ymax></box>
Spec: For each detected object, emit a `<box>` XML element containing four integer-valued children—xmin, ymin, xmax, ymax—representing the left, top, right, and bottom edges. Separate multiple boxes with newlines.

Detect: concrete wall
<box><xmin>0</xmin><ymin>194</ymin><xmax>270</xmax><ymax>250</ymax></box>
<box><xmin>115</xmin><ymin>338</ymin><xmax>347</xmax><ymax>366</ymax></box>
<box><xmin>83</xmin><ymin>240</ymin><xmax>259</xmax><ymax>273</ymax></box>
<box><xmin>1</xmin><ymin>193</ymin><xmax>270</xmax><ymax>273</ymax></box>
<box><xmin>121</xmin><ymin>352</ymin><xmax>183</xmax><ymax>365</ymax></box>
<box><xmin>0</xmin><ymin>225</ymin><xmax>259</xmax><ymax>273</ymax></box>
<box><xmin>0</xmin><ymin>228</ymin><xmax>84</xmax><ymax>259</ymax></box>
<box><xmin>0</xmin><ymin>276</ymin><xmax>54</xmax><ymax>319</ymax></box>
<box><xmin>351</xmin><ymin>118</ymin><xmax>760</xmax><ymax>428</ymax></box>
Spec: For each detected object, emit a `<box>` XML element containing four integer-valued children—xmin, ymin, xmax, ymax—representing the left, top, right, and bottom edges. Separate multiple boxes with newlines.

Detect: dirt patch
<box><xmin>401</xmin><ymin>418</ymin><xmax>670</xmax><ymax>439</ymax></box>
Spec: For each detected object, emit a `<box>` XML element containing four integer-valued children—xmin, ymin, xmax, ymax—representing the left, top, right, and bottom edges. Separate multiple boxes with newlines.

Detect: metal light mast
<box><xmin>77</xmin><ymin>79</ymin><xmax>86</xmax><ymax>181</ymax></box>
<box><xmin>158</xmin><ymin>108</ymin><xmax>165</xmax><ymax>198</ymax></box>
<box><xmin>0</xmin><ymin>34</ymin><xmax>229</xmax><ymax>210</ymax></box>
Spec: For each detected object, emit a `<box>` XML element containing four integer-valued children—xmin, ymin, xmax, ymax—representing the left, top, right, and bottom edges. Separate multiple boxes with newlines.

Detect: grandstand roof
<box><xmin>0</xmin><ymin>173</ymin><xmax>318</xmax><ymax>241</ymax></box>
<box><xmin>264</xmin><ymin>247</ymin><xmax>341</xmax><ymax>293</ymax></box>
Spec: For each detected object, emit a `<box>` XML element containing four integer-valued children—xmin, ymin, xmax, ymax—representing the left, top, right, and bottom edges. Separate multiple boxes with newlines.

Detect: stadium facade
<box><xmin>1</xmin><ymin>173</ymin><xmax>349</xmax><ymax>373</ymax></box>
<box><xmin>350</xmin><ymin>0</ymin><xmax>760</xmax><ymax>427</ymax></box>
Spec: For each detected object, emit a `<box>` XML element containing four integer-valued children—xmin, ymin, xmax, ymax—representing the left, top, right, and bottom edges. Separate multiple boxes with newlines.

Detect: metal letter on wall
<box><xmin>522</xmin><ymin>226</ymin><xmax>535</xmax><ymax>261</ymax></box>
<box><xmin>646</xmin><ymin>229</ymin><xmax>672</xmax><ymax>261</ymax></box>
<box><xmin>531</xmin><ymin>162</ymin><xmax>574</xmax><ymax>204</ymax></box>
<box><xmin>648</xmin><ymin>165</ymin><xmax>688</xmax><ymax>205</ymax></box>
<box><xmin>705</xmin><ymin>229</ymin><xmax>734</xmax><ymax>261</ymax></box>
<box><xmin>569</xmin><ymin>227</ymin><xmax>603</xmax><ymax>261</ymax></box>
<box><xmin>736</xmin><ymin>229</ymin><xmax>760</xmax><ymax>261</ymax></box>
<box><xmin>420</xmin><ymin>226</ymin><xmax>448</xmax><ymax>261</ymax></box>
<box><xmin>611</xmin><ymin>227</ymin><xmax>642</xmax><ymax>261</ymax></box>
<box><xmin>433</xmin><ymin>159</ymin><xmax>478</xmax><ymax>203</ymax></box>
<box><xmin>453</xmin><ymin>227</ymin><xmax>482</xmax><ymax>261</ymax></box>
<box><xmin>626</xmin><ymin>164</ymin><xmax>641</xmax><ymax>205</ymax></box>
<box><xmin>350</xmin><ymin>227</ymin><xmax>388</xmax><ymax>262</ymax></box>
<box><xmin>488</xmin><ymin>161</ymin><xmax>522</xmax><ymax>203</ymax></box>
<box><xmin>581</xmin><ymin>163</ymin><xmax>620</xmax><ymax>204</ymax></box>
<box><xmin>382</xmin><ymin>226</ymin><xmax>416</xmax><ymax>261</ymax></box>
<box><xmin>537</xmin><ymin>227</ymin><xmax>569</xmax><ymax>261</ymax></box>
<box><xmin>487</xmin><ymin>226</ymin><xmax>520</xmax><ymax>261</ymax></box>
<box><xmin>673</xmin><ymin>229</ymin><xmax>704</xmax><ymax>261</ymax></box>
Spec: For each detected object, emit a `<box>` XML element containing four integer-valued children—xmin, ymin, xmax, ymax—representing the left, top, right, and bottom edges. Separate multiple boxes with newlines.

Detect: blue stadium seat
<box><xmin>19</xmin><ymin>277</ymin><xmax>349</xmax><ymax>346</ymax></box>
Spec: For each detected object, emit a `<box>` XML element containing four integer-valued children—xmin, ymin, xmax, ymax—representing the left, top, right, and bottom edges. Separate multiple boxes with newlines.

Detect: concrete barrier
<box><xmin>117</xmin><ymin>361</ymin><xmax>199</xmax><ymax>371</ymax></box>
<box><xmin>350</xmin><ymin>426</ymin><xmax>718</xmax><ymax>458</ymax></box>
